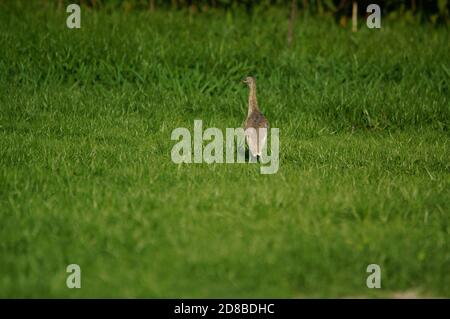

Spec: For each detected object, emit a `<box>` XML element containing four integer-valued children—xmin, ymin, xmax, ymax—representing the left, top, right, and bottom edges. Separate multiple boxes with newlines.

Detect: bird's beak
<box><xmin>241</xmin><ymin>79</ymin><xmax>246</xmax><ymax>84</ymax></box>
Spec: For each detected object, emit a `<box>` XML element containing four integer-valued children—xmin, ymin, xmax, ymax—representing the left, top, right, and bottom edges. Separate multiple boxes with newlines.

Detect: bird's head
<box><xmin>242</xmin><ymin>76</ymin><xmax>256</xmax><ymax>87</ymax></box>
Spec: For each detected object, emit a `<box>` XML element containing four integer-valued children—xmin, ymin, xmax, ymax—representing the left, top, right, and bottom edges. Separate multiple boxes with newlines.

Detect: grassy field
<box><xmin>0</xmin><ymin>2</ymin><xmax>449</xmax><ymax>298</ymax></box>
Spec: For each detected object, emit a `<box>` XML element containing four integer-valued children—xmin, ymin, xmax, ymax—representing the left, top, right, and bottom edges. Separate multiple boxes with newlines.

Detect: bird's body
<box><xmin>243</xmin><ymin>77</ymin><xmax>269</xmax><ymax>158</ymax></box>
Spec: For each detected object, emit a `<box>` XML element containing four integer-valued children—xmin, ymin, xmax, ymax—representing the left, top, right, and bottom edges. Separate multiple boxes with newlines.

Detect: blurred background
<box><xmin>50</xmin><ymin>0</ymin><xmax>450</xmax><ymax>24</ymax></box>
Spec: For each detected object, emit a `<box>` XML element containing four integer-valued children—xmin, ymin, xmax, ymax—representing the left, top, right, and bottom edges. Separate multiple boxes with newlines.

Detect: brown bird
<box><xmin>243</xmin><ymin>76</ymin><xmax>269</xmax><ymax>159</ymax></box>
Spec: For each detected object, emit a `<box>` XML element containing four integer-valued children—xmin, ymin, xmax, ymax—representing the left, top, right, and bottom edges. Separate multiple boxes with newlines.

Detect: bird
<box><xmin>242</xmin><ymin>76</ymin><xmax>269</xmax><ymax>160</ymax></box>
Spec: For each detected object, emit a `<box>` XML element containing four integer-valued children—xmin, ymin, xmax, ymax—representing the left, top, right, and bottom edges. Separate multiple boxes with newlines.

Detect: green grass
<box><xmin>0</xmin><ymin>2</ymin><xmax>449</xmax><ymax>298</ymax></box>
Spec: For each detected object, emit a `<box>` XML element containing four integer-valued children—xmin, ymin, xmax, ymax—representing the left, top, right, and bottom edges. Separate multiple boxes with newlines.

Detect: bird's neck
<box><xmin>248</xmin><ymin>84</ymin><xmax>259</xmax><ymax>116</ymax></box>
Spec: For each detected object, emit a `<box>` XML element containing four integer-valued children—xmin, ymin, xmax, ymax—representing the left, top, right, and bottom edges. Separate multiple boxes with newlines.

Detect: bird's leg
<box><xmin>248</xmin><ymin>153</ymin><xmax>258</xmax><ymax>163</ymax></box>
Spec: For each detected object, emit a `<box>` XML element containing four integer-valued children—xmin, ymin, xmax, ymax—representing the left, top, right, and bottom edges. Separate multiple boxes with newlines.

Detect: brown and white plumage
<box><xmin>243</xmin><ymin>76</ymin><xmax>269</xmax><ymax>158</ymax></box>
